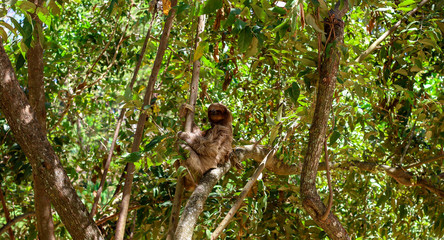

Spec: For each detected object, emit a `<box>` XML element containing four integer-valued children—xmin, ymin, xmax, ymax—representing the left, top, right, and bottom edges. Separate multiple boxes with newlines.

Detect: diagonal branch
<box><xmin>211</xmin><ymin>147</ymin><xmax>277</xmax><ymax>240</ymax></box>
<box><xmin>0</xmin><ymin>37</ymin><xmax>103</xmax><ymax>240</ymax></box>
<box><xmin>174</xmin><ymin>162</ymin><xmax>231</xmax><ymax>240</ymax></box>
<box><xmin>355</xmin><ymin>0</ymin><xmax>430</xmax><ymax>62</ymax></box>
<box><xmin>90</xmin><ymin>8</ymin><xmax>159</xmax><ymax>219</ymax></box>
<box><xmin>114</xmin><ymin>1</ymin><xmax>178</xmax><ymax>239</ymax></box>
<box><xmin>0</xmin><ymin>212</ymin><xmax>36</xmax><ymax>235</ymax></box>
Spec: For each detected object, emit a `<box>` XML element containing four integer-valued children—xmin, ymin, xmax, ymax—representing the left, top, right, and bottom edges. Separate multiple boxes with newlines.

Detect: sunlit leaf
<box><xmin>122</xmin><ymin>152</ymin><xmax>142</xmax><ymax>163</ymax></box>
<box><xmin>306</xmin><ymin>14</ymin><xmax>323</xmax><ymax>33</ymax></box>
<box><xmin>0</xmin><ymin>27</ymin><xmax>7</xmax><ymax>41</ymax></box>
<box><xmin>18</xmin><ymin>1</ymin><xmax>36</xmax><ymax>13</ymax></box>
<box><xmin>193</xmin><ymin>41</ymin><xmax>208</xmax><ymax>61</ymax></box>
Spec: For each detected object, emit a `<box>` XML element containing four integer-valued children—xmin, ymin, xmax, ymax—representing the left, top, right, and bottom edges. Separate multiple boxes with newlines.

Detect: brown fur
<box><xmin>178</xmin><ymin>103</ymin><xmax>233</xmax><ymax>191</ymax></box>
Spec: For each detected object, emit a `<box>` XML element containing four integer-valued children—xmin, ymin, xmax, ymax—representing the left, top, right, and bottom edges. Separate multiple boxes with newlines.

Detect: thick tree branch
<box><xmin>299</xmin><ymin>3</ymin><xmax>349</xmax><ymax>238</ymax></box>
<box><xmin>174</xmin><ymin>162</ymin><xmax>231</xmax><ymax>240</ymax></box>
<box><xmin>234</xmin><ymin>145</ymin><xmax>302</xmax><ymax>175</ymax></box>
<box><xmin>234</xmin><ymin>145</ymin><xmax>444</xmax><ymax>199</ymax></box>
<box><xmin>168</xmin><ymin>7</ymin><xmax>206</xmax><ymax>240</ymax></box>
<box><xmin>0</xmin><ymin>39</ymin><xmax>103</xmax><ymax>240</ymax></box>
<box><xmin>27</xmin><ymin>1</ymin><xmax>55</xmax><ymax>238</ymax></box>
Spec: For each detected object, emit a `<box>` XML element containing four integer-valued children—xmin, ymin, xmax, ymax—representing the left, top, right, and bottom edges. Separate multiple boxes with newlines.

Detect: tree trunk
<box><xmin>26</xmin><ymin>1</ymin><xmax>56</xmax><ymax>238</ymax></box>
<box><xmin>167</xmin><ymin>8</ymin><xmax>206</xmax><ymax>240</ymax></box>
<box><xmin>114</xmin><ymin>1</ymin><xmax>177</xmax><ymax>239</ymax></box>
<box><xmin>0</xmin><ymin>42</ymin><xmax>103</xmax><ymax>240</ymax></box>
<box><xmin>300</xmin><ymin>2</ymin><xmax>350</xmax><ymax>239</ymax></box>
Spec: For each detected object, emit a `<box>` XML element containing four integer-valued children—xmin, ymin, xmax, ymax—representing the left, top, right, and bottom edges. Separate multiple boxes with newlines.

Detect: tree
<box><xmin>0</xmin><ymin>0</ymin><xmax>443</xmax><ymax>239</ymax></box>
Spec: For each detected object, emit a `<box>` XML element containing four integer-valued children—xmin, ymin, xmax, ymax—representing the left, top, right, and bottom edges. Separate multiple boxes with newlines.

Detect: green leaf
<box><xmin>124</xmin><ymin>86</ymin><xmax>132</xmax><ymax>102</ymax></box>
<box><xmin>0</xmin><ymin>27</ymin><xmax>7</xmax><ymax>41</ymax></box>
<box><xmin>193</xmin><ymin>41</ymin><xmax>208</xmax><ymax>61</ymax></box>
<box><xmin>222</xmin><ymin>8</ymin><xmax>241</xmax><ymax>29</ymax></box>
<box><xmin>244</xmin><ymin>36</ymin><xmax>258</xmax><ymax>59</ymax></box>
<box><xmin>0</xmin><ymin>21</ymin><xmax>15</xmax><ymax>34</ymax></box>
<box><xmin>10</xmin><ymin>17</ymin><xmax>25</xmax><ymax>37</ymax></box>
<box><xmin>306</xmin><ymin>14</ymin><xmax>324</xmax><ymax>33</ymax></box>
<box><xmin>238</xmin><ymin>27</ymin><xmax>253</xmax><ymax>52</ymax></box>
<box><xmin>398</xmin><ymin>0</ymin><xmax>416</xmax><ymax>7</ymax></box>
<box><xmin>200</xmin><ymin>0</ymin><xmax>223</xmax><ymax>15</ymax></box>
<box><xmin>233</xmin><ymin>19</ymin><xmax>246</xmax><ymax>32</ymax></box>
<box><xmin>48</xmin><ymin>0</ymin><xmax>61</xmax><ymax>15</ymax></box>
<box><xmin>15</xmin><ymin>53</ymin><xmax>25</xmax><ymax>71</ymax></box>
<box><xmin>144</xmin><ymin>135</ymin><xmax>166</xmax><ymax>152</ymax></box>
<box><xmin>397</xmin><ymin>6</ymin><xmax>415</xmax><ymax>12</ymax></box>
<box><xmin>36</xmin><ymin>7</ymin><xmax>51</xmax><ymax>26</ymax></box>
<box><xmin>271</xmin><ymin>7</ymin><xmax>286</xmax><ymax>15</ymax></box>
<box><xmin>18</xmin><ymin>1</ymin><xmax>36</xmax><ymax>13</ymax></box>
<box><xmin>252</xmin><ymin>5</ymin><xmax>267</xmax><ymax>22</ymax></box>
<box><xmin>285</xmin><ymin>82</ymin><xmax>300</xmax><ymax>105</ymax></box>
<box><xmin>269</xmin><ymin>124</ymin><xmax>279</xmax><ymax>145</ymax></box>
<box><xmin>122</xmin><ymin>152</ymin><xmax>142</xmax><ymax>163</ymax></box>
<box><xmin>273</xmin><ymin>18</ymin><xmax>290</xmax><ymax>32</ymax></box>
<box><xmin>329</xmin><ymin>131</ymin><xmax>341</xmax><ymax>145</ymax></box>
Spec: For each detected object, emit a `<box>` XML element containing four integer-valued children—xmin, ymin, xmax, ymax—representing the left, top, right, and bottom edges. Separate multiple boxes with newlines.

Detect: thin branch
<box><xmin>0</xmin><ymin>185</ymin><xmax>15</xmax><ymax>239</ymax></box>
<box><xmin>355</xmin><ymin>0</ymin><xmax>430</xmax><ymax>62</ymax></box>
<box><xmin>404</xmin><ymin>155</ymin><xmax>444</xmax><ymax>170</ymax></box>
<box><xmin>114</xmin><ymin>2</ymin><xmax>178</xmax><ymax>239</ymax></box>
<box><xmin>48</xmin><ymin>22</ymin><xmax>128</xmax><ymax>133</ymax></box>
<box><xmin>234</xmin><ymin>144</ymin><xmax>444</xmax><ymax>199</ymax></box>
<box><xmin>0</xmin><ymin>212</ymin><xmax>35</xmax><ymax>235</ymax></box>
<box><xmin>90</xmin><ymin>9</ymin><xmax>158</xmax><ymax>218</ymax></box>
<box><xmin>96</xmin><ymin>205</ymin><xmax>142</xmax><ymax>226</ymax></box>
<box><xmin>400</xmin><ymin>122</ymin><xmax>416</xmax><ymax>165</ymax></box>
<box><xmin>211</xmin><ymin>147</ymin><xmax>277</xmax><ymax>240</ymax></box>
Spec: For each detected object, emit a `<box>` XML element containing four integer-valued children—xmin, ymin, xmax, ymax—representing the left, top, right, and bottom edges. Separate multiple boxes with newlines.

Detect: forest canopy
<box><xmin>0</xmin><ymin>0</ymin><xmax>443</xmax><ymax>239</ymax></box>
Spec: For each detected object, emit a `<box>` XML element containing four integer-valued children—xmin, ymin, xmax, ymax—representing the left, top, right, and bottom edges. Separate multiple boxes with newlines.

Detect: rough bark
<box><xmin>168</xmin><ymin>9</ymin><xmax>206</xmax><ymax>240</ymax></box>
<box><xmin>174</xmin><ymin>162</ymin><xmax>231</xmax><ymax>240</ymax></box>
<box><xmin>300</xmin><ymin>2</ymin><xmax>350</xmax><ymax>239</ymax></box>
<box><xmin>0</xmin><ymin>42</ymin><xmax>103</xmax><ymax>240</ymax></box>
<box><xmin>114</xmin><ymin>1</ymin><xmax>177</xmax><ymax>239</ymax></box>
<box><xmin>26</xmin><ymin>1</ymin><xmax>56</xmax><ymax>238</ymax></box>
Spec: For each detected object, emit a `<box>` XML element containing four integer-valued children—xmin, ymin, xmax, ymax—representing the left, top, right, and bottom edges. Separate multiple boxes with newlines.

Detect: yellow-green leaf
<box><xmin>306</xmin><ymin>14</ymin><xmax>324</xmax><ymax>33</ymax></box>
<box><xmin>193</xmin><ymin>42</ymin><xmax>207</xmax><ymax>62</ymax></box>
<box><xmin>18</xmin><ymin>1</ymin><xmax>36</xmax><ymax>13</ymax></box>
<box><xmin>0</xmin><ymin>21</ymin><xmax>15</xmax><ymax>34</ymax></box>
<box><xmin>0</xmin><ymin>28</ymin><xmax>7</xmax><ymax>42</ymax></box>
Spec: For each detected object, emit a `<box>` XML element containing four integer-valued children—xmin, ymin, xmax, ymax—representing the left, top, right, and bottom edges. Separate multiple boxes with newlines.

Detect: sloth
<box><xmin>177</xmin><ymin>103</ymin><xmax>233</xmax><ymax>191</ymax></box>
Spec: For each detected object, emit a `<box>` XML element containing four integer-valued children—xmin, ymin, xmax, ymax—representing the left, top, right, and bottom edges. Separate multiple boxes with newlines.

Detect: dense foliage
<box><xmin>0</xmin><ymin>0</ymin><xmax>443</xmax><ymax>239</ymax></box>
